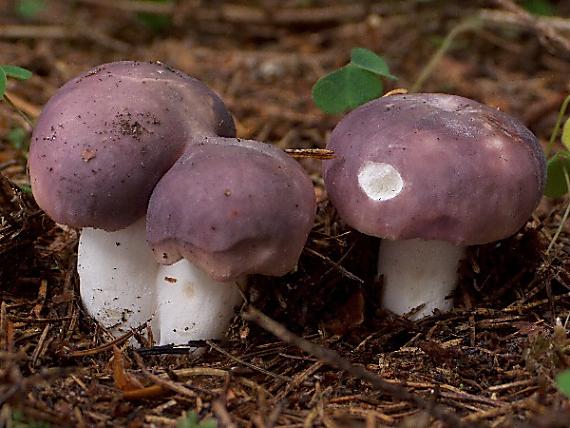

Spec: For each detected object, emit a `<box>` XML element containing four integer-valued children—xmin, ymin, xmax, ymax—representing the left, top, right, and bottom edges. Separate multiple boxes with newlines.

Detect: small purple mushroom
<box><xmin>323</xmin><ymin>93</ymin><xmax>546</xmax><ymax>318</ymax></box>
<box><xmin>147</xmin><ymin>137</ymin><xmax>316</xmax><ymax>344</ymax></box>
<box><xmin>28</xmin><ymin>61</ymin><xmax>235</xmax><ymax>338</ymax></box>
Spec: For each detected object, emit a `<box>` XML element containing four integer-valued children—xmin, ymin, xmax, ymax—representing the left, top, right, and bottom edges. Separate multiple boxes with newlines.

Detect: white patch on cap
<box><xmin>487</xmin><ymin>137</ymin><xmax>505</xmax><ymax>150</ymax></box>
<box><xmin>429</xmin><ymin>96</ymin><xmax>461</xmax><ymax>111</ymax></box>
<box><xmin>358</xmin><ymin>162</ymin><xmax>404</xmax><ymax>201</ymax></box>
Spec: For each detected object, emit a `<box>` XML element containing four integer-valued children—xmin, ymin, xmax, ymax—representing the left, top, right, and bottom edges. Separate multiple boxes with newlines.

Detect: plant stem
<box><xmin>3</xmin><ymin>93</ymin><xmax>33</xmax><ymax>128</ymax></box>
<box><xmin>547</xmin><ymin>166</ymin><xmax>570</xmax><ymax>253</ymax></box>
<box><xmin>411</xmin><ymin>17</ymin><xmax>482</xmax><ymax>93</ymax></box>
<box><xmin>546</xmin><ymin>94</ymin><xmax>570</xmax><ymax>157</ymax></box>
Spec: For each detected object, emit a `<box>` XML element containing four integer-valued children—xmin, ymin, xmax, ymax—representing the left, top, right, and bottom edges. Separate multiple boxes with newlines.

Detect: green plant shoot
<box><xmin>0</xmin><ymin>65</ymin><xmax>33</xmax><ymax>99</ymax></box>
<box><xmin>562</xmin><ymin>117</ymin><xmax>570</xmax><ymax>151</ymax></box>
<box><xmin>312</xmin><ymin>48</ymin><xmax>396</xmax><ymax>114</ymax></box>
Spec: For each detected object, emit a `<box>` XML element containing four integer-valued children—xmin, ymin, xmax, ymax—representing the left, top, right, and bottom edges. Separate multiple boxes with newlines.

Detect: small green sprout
<box><xmin>312</xmin><ymin>48</ymin><xmax>397</xmax><ymax>114</ymax></box>
<box><xmin>562</xmin><ymin>115</ymin><xmax>570</xmax><ymax>151</ymax></box>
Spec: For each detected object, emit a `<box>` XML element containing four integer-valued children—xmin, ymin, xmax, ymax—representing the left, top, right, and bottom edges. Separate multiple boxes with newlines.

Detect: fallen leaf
<box><xmin>113</xmin><ymin>346</ymin><xmax>144</xmax><ymax>392</ymax></box>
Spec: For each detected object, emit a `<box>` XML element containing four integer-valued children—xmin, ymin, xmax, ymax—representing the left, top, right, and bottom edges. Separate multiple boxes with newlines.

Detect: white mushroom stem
<box><xmin>77</xmin><ymin>218</ymin><xmax>158</xmax><ymax>336</ymax></box>
<box><xmin>378</xmin><ymin>239</ymin><xmax>465</xmax><ymax>319</ymax></box>
<box><xmin>155</xmin><ymin>261</ymin><xmax>243</xmax><ymax>345</ymax></box>
<box><xmin>78</xmin><ymin>218</ymin><xmax>243</xmax><ymax>346</ymax></box>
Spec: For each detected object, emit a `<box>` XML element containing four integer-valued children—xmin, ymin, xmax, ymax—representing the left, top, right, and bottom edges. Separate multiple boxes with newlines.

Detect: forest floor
<box><xmin>1</xmin><ymin>1</ymin><xmax>570</xmax><ymax>427</ymax></box>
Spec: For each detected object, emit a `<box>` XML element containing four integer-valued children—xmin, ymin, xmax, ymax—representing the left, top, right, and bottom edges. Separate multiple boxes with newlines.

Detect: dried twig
<box><xmin>0</xmin><ymin>25</ymin><xmax>128</xmax><ymax>51</ymax></box>
<box><xmin>206</xmin><ymin>340</ymin><xmax>291</xmax><ymax>381</ymax></box>
<box><xmin>284</xmin><ymin>148</ymin><xmax>335</xmax><ymax>160</ymax></box>
<box><xmin>274</xmin><ymin>361</ymin><xmax>324</xmax><ymax>401</ymax></box>
<box><xmin>242</xmin><ymin>305</ymin><xmax>466</xmax><ymax>428</ymax></box>
<box><xmin>212</xmin><ymin>400</ymin><xmax>237</xmax><ymax>428</ymax></box>
<box><xmin>65</xmin><ymin>331</ymin><xmax>133</xmax><ymax>357</ymax></box>
<box><xmin>479</xmin><ymin>9</ymin><xmax>570</xmax><ymax>33</ymax></box>
<box><xmin>490</xmin><ymin>0</ymin><xmax>570</xmax><ymax>58</ymax></box>
<box><xmin>133</xmin><ymin>353</ymin><xmax>196</xmax><ymax>399</ymax></box>
<box><xmin>304</xmin><ymin>247</ymin><xmax>365</xmax><ymax>284</ymax></box>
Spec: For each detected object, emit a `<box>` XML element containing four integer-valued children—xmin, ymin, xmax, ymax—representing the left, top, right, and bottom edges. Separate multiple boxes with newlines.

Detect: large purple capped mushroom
<box><xmin>323</xmin><ymin>93</ymin><xmax>546</xmax><ymax>318</ymax></box>
<box><xmin>147</xmin><ymin>137</ymin><xmax>316</xmax><ymax>345</ymax></box>
<box><xmin>28</xmin><ymin>61</ymin><xmax>236</xmax><ymax>338</ymax></box>
<box><xmin>30</xmin><ymin>61</ymin><xmax>234</xmax><ymax>231</ymax></box>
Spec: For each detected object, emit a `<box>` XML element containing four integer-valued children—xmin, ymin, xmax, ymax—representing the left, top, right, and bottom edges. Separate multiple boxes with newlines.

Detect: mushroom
<box><xmin>28</xmin><ymin>61</ymin><xmax>235</xmax><ymax>336</ymax></box>
<box><xmin>146</xmin><ymin>137</ymin><xmax>316</xmax><ymax>344</ymax></box>
<box><xmin>323</xmin><ymin>93</ymin><xmax>546</xmax><ymax>318</ymax></box>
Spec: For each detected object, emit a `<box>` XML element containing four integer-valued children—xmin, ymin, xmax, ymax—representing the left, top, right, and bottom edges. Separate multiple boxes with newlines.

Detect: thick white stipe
<box><xmin>358</xmin><ymin>162</ymin><xmax>404</xmax><ymax>201</ymax></box>
<box><xmin>378</xmin><ymin>239</ymin><xmax>464</xmax><ymax>319</ymax></box>
<box><xmin>155</xmin><ymin>261</ymin><xmax>243</xmax><ymax>345</ymax></box>
<box><xmin>78</xmin><ymin>219</ymin><xmax>243</xmax><ymax>345</ymax></box>
<box><xmin>78</xmin><ymin>218</ymin><xmax>158</xmax><ymax>335</ymax></box>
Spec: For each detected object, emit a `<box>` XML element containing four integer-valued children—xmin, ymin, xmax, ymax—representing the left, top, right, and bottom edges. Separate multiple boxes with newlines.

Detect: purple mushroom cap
<box><xmin>323</xmin><ymin>93</ymin><xmax>546</xmax><ymax>245</ymax></box>
<box><xmin>146</xmin><ymin>137</ymin><xmax>316</xmax><ymax>281</ymax></box>
<box><xmin>29</xmin><ymin>61</ymin><xmax>235</xmax><ymax>231</ymax></box>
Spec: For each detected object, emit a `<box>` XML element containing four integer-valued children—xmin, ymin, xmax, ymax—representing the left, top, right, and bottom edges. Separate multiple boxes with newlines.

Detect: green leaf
<box><xmin>16</xmin><ymin>183</ymin><xmax>32</xmax><ymax>194</ymax></box>
<box><xmin>350</xmin><ymin>48</ymin><xmax>397</xmax><ymax>80</ymax></box>
<box><xmin>0</xmin><ymin>65</ymin><xmax>32</xmax><ymax>80</ymax></box>
<box><xmin>0</xmin><ymin>68</ymin><xmax>6</xmax><ymax>99</ymax></box>
<box><xmin>8</xmin><ymin>127</ymin><xmax>28</xmax><ymax>151</ymax></box>
<box><xmin>521</xmin><ymin>0</ymin><xmax>554</xmax><ymax>16</ymax></box>
<box><xmin>136</xmin><ymin>0</ymin><xmax>173</xmax><ymax>32</ymax></box>
<box><xmin>556</xmin><ymin>369</ymin><xmax>570</xmax><ymax>398</ymax></box>
<box><xmin>137</xmin><ymin>13</ymin><xmax>172</xmax><ymax>32</ymax></box>
<box><xmin>562</xmin><ymin>118</ymin><xmax>570</xmax><ymax>151</ymax></box>
<box><xmin>16</xmin><ymin>0</ymin><xmax>45</xmax><ymax>19</ymax></box>
<box><xmin>312</xmin><ymin>64</ymin><xmax>382</xmax><ymax>114</ymax></box>
<box><xmin>545</xmin><ymin>152</ymin><xmax>570</xmax><ymax>198</ymax></box>
<box><xmin>176</xmin><ymin>411</ymin><xmax>216</xmax><ymax>428</ymax></box>
<box><xmin>177</xmin><ymin>412</ymin><xmax>198</xmax><ymax>428</ymax></box>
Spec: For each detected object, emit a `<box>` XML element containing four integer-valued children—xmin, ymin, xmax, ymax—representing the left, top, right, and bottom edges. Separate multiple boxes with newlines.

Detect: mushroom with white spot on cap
<box><xmin>323</xmin><ymin>93</ymin><xmax>546</xmax><ymax>319</ymax></box>
<box><xmin>28</xmin><ymin>61</ymin><xmax>235</xmax><ymax>337</ymax></box>
<box><xmin>146</xmin><ymin>136</ymin><xmax>316</xmax><ymax>345</ymax></box>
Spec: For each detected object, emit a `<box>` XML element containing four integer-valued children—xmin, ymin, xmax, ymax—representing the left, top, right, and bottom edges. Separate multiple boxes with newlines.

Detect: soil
<box><xmin>1</xmin><ymin>1</ymin><xmax>570</xmax><ymax>427</ymax></box>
